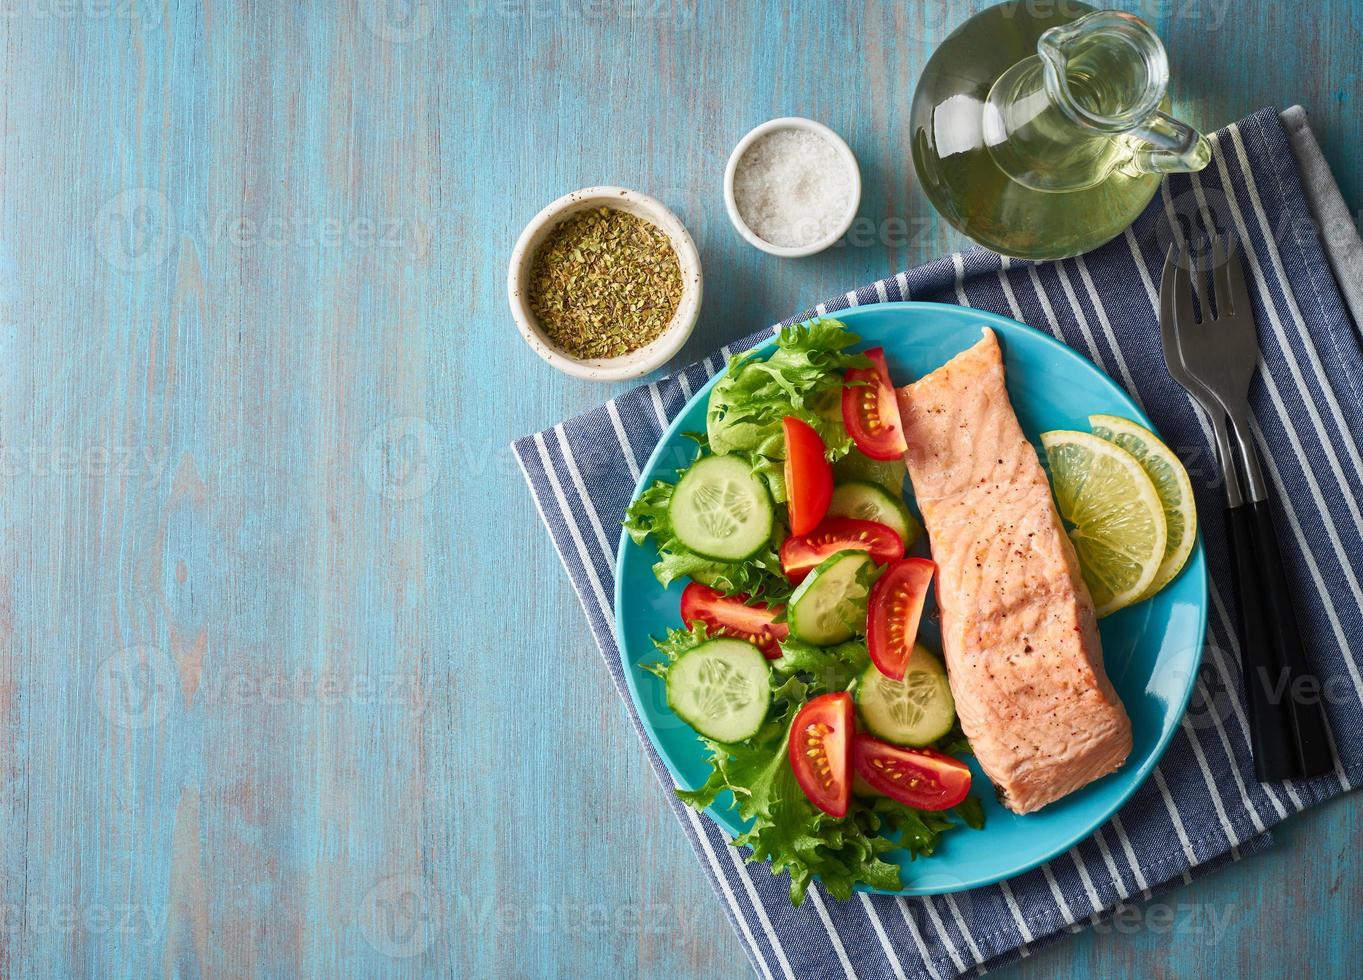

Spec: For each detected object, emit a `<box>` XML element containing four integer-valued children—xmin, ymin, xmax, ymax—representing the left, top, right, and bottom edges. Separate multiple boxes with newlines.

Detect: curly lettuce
<box><xmin>657</xmin><ymin>630</ymin><xmax>982</xmax><ymax>906</ymax></box>
<box><xmin>624</xmin><ymin>318</ymin><xmax>873</xmax><ymax>596</ymax></box>
<box><xmin>770</xmin><ymin>635</ymin><xmax>870</xmax><ymax>696</ymax></box>
<box><xmin>707</xmin><ymin>319</ymin><xmax>871</xmax><ymax>502</ymax></box>
<box><xmin>676</xmin><ymin>690</ymin><xmax>983</xmax><ymax>905</ymax></box>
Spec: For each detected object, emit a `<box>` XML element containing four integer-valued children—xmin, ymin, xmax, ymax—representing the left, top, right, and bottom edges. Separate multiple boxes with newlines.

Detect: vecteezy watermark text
<box><xmin>205</xmin><ymin>210</ymin><xmax>431</xmax><ymax>254</ymax></box>
<box><xmin>1</xmin><ymin>901</ymin><xmax>167</xmax><ymax>940</ymax></box>
<box><xmin>94</xmin><ymin>189</ymin><xmax>433</xmax><ymax>273</ymax></box>
<box><xmin>0</xmin><ymin>0</ymin><xmax>162</xmax><ymax>29</ymax></box>
<box><xmin>359</xmin><ymin>419</ymin><xmax>537</xmax><ymax>500</ymax></box>
<box><xmin>1092</xmin><ymin>900</ymin><xmax>1237</xmax><ymax>944</ymax></box>
<box><xmin>999</xmin><ymin>0</ymin><xmax>1233</xmax><ymax>31</ymax></box>
<box><xmin>95</xmin><ymin>645</ymin><xmax>430</xmax><ymax>730</ymax></box>
<box><xmin>357</xmin><ymin>875</ymin><xmax>711</xmax><ymax>958</ymax></box>
<box><xmin>196</xmin><ymin>669</ymin><xmax>425</xmax><ymax>712</ymax></box>
<box><xmin>0</xmin><ymin>443</ymin><xmax>168</xmax><ymax>483</ymax></box>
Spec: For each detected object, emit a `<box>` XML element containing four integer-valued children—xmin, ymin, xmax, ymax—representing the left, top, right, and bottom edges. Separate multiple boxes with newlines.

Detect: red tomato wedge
<box><xmin>852</xmin><ymin>738</ymin><xmax>972</xmax><ymax>810</ymax></box>
<box><xmin>788</xmin><ymin>692</ymin><xmax>854</xmax><ymax>817</ymax></box>
<box><xmin>867</xmin><ymin>557</ymin><xmax>935</xmax><ymax>680</ymax></box>
<box><xmin>842</xmin><ymin>347</ymin><xmax>909</xmax><ymax>461</ymax></box>
<box><xmin>779</xmin><ymin>517</ymin><xmax>904</xmax><ymax>583</ymax></box>
<box><xmin>782</xmin><ymin>417</ymin><xmax>833</xmax><ymax>535</ymax></box>
<box><xmin>680</xmin><ymin>583</ymin><xmax>789</xmax><ymax>659</ymax></box>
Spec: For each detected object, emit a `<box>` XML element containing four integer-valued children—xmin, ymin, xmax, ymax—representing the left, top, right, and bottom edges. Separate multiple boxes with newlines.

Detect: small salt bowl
<box><xmin>507</xmin><ymin>186</ymin><xmax>703</xmax><ymax>382</ymax></box>
<box><xmin>723</xmin><ymin>117</ymin><xmax>862</xmax><ymax>258</ymax></box>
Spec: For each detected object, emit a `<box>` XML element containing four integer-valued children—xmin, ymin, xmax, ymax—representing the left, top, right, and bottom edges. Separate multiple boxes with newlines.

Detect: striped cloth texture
<box><xmin>512</xmin><ymin>107</ymin><xmax>1363</xmax><ymax>978</ymax></box>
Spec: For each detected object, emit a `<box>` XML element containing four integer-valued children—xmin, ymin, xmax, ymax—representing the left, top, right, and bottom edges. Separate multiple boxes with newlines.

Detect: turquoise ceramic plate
<box><xmin>614</xmin><ymin>302</ymin><xmax>1208</xmax><ymax>896</ymax></box>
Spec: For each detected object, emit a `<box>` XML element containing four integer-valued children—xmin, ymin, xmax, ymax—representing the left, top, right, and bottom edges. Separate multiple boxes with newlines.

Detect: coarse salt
<box><xmin>732</xmin><ymin>128</ymin><xmax>854</xmax><ymax>248</ymax></box>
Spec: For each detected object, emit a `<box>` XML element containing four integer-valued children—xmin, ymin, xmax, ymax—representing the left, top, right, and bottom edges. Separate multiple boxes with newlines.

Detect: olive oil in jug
<box><xmin>910</xmin><ymin>3</ymin><xmax>1211</xmax><ymax>260</ymax></box>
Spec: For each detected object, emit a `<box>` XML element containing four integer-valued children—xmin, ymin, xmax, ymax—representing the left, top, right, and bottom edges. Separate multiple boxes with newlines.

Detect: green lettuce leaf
<box><xmin>707</xmin><ymin>319</ymin><xmax>871</xmax><ymax>501</ymax></box>
<box><xmin>622</xmin><ymin>318</ymin><xmax>869</xmax><ymax>593</ymax></box>
<box><xmin>674</xmin><ymin>702</ymin><xmax>900</xmax><ymax>904</ymax></box>
<box><xmin>951</xmin><ymin>795</ymin><xmax>986</xmax><ymax>831</ymax></box>
<box><xmin>770</xmin><ymin>636</ymin><xmax>870</xmax><ymax>697</ymax></box>
<box><xmin>658</xmin><ymin>631</ymin><xmax>983</xmax><ymax>906</ymax></box>
<box><xmin>676</xmin><ymin>696</ymin><xmax>983</xmax><ymax>905</ymax></box>
<box><xmin>641</xmin><ymin>622</ymin><xmax>711</xmax><ymax>679</ymax></box>
<box><xmin>935</xmin><ymin>723</ymin><xmax>974</xmax><ymax>759</ymax></box>
<box><xmin>832</xmin><ymin>448</ymin><xmax>908</xmax><ymax>495</ymax></box>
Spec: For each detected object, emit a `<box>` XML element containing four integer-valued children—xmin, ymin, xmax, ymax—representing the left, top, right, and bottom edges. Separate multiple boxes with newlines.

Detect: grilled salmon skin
<box><xmin>896</xmin><ymin>329</ymin><xmax>1131</xmax><ymax>814</ymax></box>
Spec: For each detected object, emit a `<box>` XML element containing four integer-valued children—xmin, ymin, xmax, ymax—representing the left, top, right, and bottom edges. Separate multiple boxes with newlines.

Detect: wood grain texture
<box><xmin>0</xmin><ymin>1</ymin><xmax>1356</xmax><ymax>977</ymax></box>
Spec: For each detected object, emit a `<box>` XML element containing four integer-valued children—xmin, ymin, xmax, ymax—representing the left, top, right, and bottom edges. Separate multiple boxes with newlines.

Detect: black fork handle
<box><xmin>1224</xmin><ymin>504</ymin><xmax>1298</xmax><ymax>781</ymax></box>
<box><xmin>1246</xmin><ymin>500</ymin><xmax>1336</xmax><ymax>777</ymax></box>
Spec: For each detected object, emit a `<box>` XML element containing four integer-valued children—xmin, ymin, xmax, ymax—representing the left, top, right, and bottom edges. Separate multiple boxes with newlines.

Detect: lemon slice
<box><xmin>1040</xmin><ymin>430</ymin><xmax>1168</xmax><ymax>617</ymax></box>
<box><xmin>1088</xmin><ymin>414</ymin><xmax>1198</xmax><ymax>601</ymax></box>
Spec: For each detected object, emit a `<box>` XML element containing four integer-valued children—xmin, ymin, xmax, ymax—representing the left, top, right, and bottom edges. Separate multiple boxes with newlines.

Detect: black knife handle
<box><xmin>1248</xmin><ymin>499</ymin><xmax>1336</xmax><ymax>778</ymax></box>
<box><xmin>1224</xmin><ymin>504</ymin><xmax>1298</xmax><ymax>781</ymax></box>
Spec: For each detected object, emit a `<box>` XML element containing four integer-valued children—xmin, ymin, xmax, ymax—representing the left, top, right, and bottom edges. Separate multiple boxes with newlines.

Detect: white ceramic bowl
<box><xmin>507</xmin><ymin>186</ymin><xmax>703</xmax><ymax>382</ymax></box>
<box><xmin>723</xmin><ymin>117</ymin><xmax>862</xmax><ymax>258</ymax></box>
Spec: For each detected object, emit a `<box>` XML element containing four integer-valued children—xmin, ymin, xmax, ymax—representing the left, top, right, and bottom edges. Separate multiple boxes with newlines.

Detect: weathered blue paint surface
<box><xmin>0</xmin><ymin>1</ymin><xmax>1357</xmax><ymax>977</ymax></box>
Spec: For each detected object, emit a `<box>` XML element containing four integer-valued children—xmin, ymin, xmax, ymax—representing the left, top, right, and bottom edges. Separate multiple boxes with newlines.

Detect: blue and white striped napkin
<box><xmin>513</xmin><ymin>107</ymin><xmax>1363</xmax><ymax>978</ymax></box>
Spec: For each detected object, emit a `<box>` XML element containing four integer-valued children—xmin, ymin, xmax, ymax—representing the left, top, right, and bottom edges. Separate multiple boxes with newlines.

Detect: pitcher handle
<box><xmin>1131</xmin><ymin>110</ymin><xmax>1212</xmax><ymax>175</ymax></box>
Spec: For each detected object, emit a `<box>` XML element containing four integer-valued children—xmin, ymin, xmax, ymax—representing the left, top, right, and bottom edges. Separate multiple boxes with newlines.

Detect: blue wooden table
<box><xmin>2</xmin><ymin>1</ymin><xmax>1359</xmax><ymax>977</ymax></box>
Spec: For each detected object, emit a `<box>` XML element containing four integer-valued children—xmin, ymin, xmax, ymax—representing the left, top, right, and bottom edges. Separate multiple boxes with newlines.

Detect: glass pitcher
<box><xmin>910</xmin><ymin>3</ymin><xmax>1211</xmax><ymax>260</ymax></box>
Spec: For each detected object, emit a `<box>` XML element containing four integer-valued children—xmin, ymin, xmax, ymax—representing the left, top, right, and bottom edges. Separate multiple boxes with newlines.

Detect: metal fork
<box><xmin>1159</xmin><ymin>236</ymin><xmax>1335</xmax><ymax>781</ymax></box>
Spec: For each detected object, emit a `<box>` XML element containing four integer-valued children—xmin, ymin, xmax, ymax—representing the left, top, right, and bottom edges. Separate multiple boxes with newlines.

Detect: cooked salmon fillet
<box><xmin>896</xmin><ymin>329</ymin><xmax>1131</xmax><ymax>814</ymax></box>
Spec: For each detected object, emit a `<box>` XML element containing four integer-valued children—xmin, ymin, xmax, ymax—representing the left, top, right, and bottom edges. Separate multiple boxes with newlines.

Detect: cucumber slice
<box><xmin>686</xmin><ymin>525</ymin><xmax>786</xmax><ymax>591</ymax></box>
<box><xmin>853</xmin><ymin>647</ymin><xmax>955</xmax><ymax>746</ymax></box>
<box><xmin>668</xmin><ymin>455</ymin><xmax>774</xmax><ymax>561</ymax></box>
<box><xmin>666</xmin><ymin>639</ymin><xmax>772</xmax><ymax>742</ymax></box>
<box><xmin>787</xmin><ymin>550</ymin><xmax>877</xmax><ymax>646</ymax></box>
<box><xmin>827</xmin><ymin>481</ymin><xmax>921</xmax><ymax>548</ymax></box>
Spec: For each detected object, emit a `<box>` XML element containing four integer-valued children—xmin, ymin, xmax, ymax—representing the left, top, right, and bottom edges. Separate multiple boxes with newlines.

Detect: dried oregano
<box><xmin>527</xmin><ymin>207</ymin><xmax>683</xmax><ymax>359</ymax></box>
